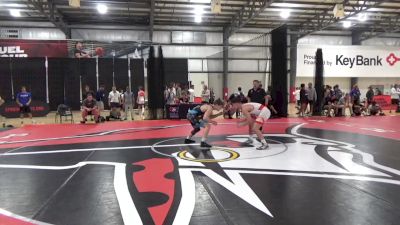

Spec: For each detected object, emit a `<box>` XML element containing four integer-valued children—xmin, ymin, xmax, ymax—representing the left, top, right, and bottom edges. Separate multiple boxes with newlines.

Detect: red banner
<box><xmin>373</xmin><ymin>95</ymin><xmax>392</xmax><ymax>110</ymax></box>
<box><xmin>0</xmin><ymin>39</ymin><xmax>68</xmax><ymax>58</ymax></box>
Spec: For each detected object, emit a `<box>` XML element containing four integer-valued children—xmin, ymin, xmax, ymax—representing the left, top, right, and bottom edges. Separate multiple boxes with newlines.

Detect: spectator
<box><xmin>165</xmin><ymin>84</ymin><xmax>176</xmax><ymax>105</ymax></box>
<box><xmin>176</xmin><ymin>83</ymin><xmax>182</xmax><ymax>100</ymax></box>
<box><xmin>188</xmin><ymin>85</ymin><xmax>195</xmax><ymax>103</ymax></box>
<box><xmin>369</xmin><ymin>101</ymin><xmax>384</xmax><ymax>116</ymax></box>
<box><xmin>81</xmin><ymin>93</ymin><xmax>99</xmax><ymax>123</ymax></box>
<box><xmin>390</xmin><ymin>84</ymin><xmax>399</xmax><ymax>105</ymax></box>
<box><xmin>209</xmin><ymin>88</ymin><xmax>215</xmax><ymax>104</ymax></box>
<box><xmin>332</xmin><ymin>85</ymin><xmax>343</xmax><ymax>102</ymax></box>
<box><xmin>74</xmin><ymin>41</ymin><xmax>90</xmax><ymax>58</ymax></box>
<box><xmin>366</xmin><ymin>86</ymin><xmax>375</xmax><ymax>108</ymax></box>
<box><xmin>137</xmin><ymin>86</ymin><xmax>146</xmax><ymax>119</ymax></box>
<box><xmin>350</xmin><ymin>84</ymin><xmax>361</xmax><ymax>105</ymax></box>
<box><xmin>95</xmin><ymin>85</ymin><xmax>106</xmax><ymax>112</ymax></box>
<box><xmin>201</xmin><ymin>85</ymin><xmax>211</xmax><ymax>103</ymax></box>
<box><xmin>83</xmin><ymin>85</ymin><xmax>94</xmax><ymax>100</ymax></box>
<box><xmin>307</xmin><ymin>83</ymin><xmax>317</xmax><ymax>115</ymax></box>
<box><xmin>234</xmin><ymin>87</ymin><xmax>246</xmax><ymax>118</ymax></box>
<box><xmin>16</xmin><ymin>86</ymin><xmax>33</xmax><ymax>124</ymax></box>
<box><xmin>333</xmin><ymin>93</ymin><xmax>353</xmax><ymax>117</ymax></box>
<box><xmin>247</xmin><ymin>80</ymin><xmax>267</xmax><ymax>105</ymax></box>
<box><xmin>108</xmin><ymin>86</ymin><xmax>121</xmax><ymax>117</ymax></box>
<box><xmin>123</xmin><ymin>86</ymin><xmax>135</xmax><ymax>120</ymax></box>
<box><xmin>299</xmin><ymin>84</ymin><xmax>308</xmax><ymax>117</ymax></box>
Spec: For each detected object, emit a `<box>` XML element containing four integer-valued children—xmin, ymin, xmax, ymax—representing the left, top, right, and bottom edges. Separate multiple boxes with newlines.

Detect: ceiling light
<box><xmin>9</xmin><ymin>9</ymin><xmax>21</xmax><ymax>17</ymax></box>
<box><xmin>357</xmin><ymin>13</ymin><xmax>368</xmax><ymax>22</ymax></box>
<box><xmin>195</xmin><ymin>15</ymin><xmax>202</xmax><ymax>23</ymax></box>
<box><xmin>342</xmin><ymin>21</ymin><xmax>352</xmax><ymax>28</ymax></box>
<box><xmin>97</xmin><ymin>4</ymin><xmax>108</xmax><ymax>14</ymax></box>
<box><xmin>193</xmin><ymin>5</ymin><xmax>205</xmax><ymax>15</ymax></box>
<box><xmin>280</xmin><ymin>9</ymin><xmax>291</xmax><ymax>19</ymax></box>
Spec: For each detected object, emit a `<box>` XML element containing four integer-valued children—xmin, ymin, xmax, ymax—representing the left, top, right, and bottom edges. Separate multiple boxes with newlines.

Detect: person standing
<box><xmin>176</xmin><ymin>83</ymin><xmax>182</xmax><ymax>100</ymax></box>
<box><xmin>307</xmin><ymin>83</ymin><xmax>317</xmax><ymax>115</ymax></box>
<box><xmin>137</xmin><ymin>86</ymin><xmax>146</xmax><ymax>119</ymax></box>
<box><xmin>247</xmin><ymin>80</ymin><xmax>267</xmax><ymax>105</ymax></box>
<box><xmin>165</xmin><ymin>84</ymin><xmax>176</xmax><ymax>105</ymax></box>
<box><xmin>108</xmin><ymin>86</ymin><xmax>121</xmax><ymax>117</ymax></box>
<box><xmin>201</xmin><ymin>85</ymin><xmax>211</xmax><ymax>103</ymax></box>
<box><xmin>299</xmin><ymin>84</ymin><xmax>308</xmax><ymax>117</ymax></box>
<box><xmin>350</xmin><ymin>84</ymin><xmax>361</xmax><ymax>105</ymax></box>
<box><xmin>188</xmin><ymin>85</ymin><xmax>195</xmax><ymax>103</ymax></box>
<box><xmin>95</xmin><ymin>85</ymin><xmax>106</xmax><ymax>113</ymax></box>
<box><xmin>16</xmin><ymin>86</ymin><xmax>33</xmax><ymax>124</ymax></box>
<box><xmin>390</xmin><ymin>84</ymin><xmax>399</xmax><ymax>105</ymax></box>
<box><xmin>366</xmin><ymin>86</ymin><xmax>375</xmax><ymax>109</ymax></box>
<box><xmin>123</xmin><ymin>86</ymin><xmax>135</xmax><ymax>120</ymax></box>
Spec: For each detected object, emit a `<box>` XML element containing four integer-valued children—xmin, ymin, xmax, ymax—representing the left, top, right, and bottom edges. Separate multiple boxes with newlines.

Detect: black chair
<box><xmin>55</xmin><ymin>104</ymin><xmax>74</xmax><ymax>124</ymax></box>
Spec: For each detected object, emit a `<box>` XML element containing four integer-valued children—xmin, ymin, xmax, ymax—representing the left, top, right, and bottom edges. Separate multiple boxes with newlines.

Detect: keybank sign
<box><xmin>336</xmin><ymin>55</ymin><xmax>383</xmax><ymax>68</ymax></box>
<box><xmin>297</xmin><ymin>45</ymin><xmax>399</xmax><ymax>77</ymax></box>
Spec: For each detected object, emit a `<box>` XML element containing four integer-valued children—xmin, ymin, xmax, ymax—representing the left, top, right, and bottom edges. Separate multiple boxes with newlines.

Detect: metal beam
<box><xmin>149</xmin><ymin>0</ymin><xmax>155</xmax><ymax>42</ymax></box>
<box><xmin>26</xmin><ymin>0</ymin><xmax>70</xmax><ymax>37</ymax></box>
<box><xmin>359</xmin><ymin>14</ymin><xmax>400</xmax><ymax>41</ymax></box>
<box><xmin>296</xmin><ymin>0</ymin><xmax>383</xmax><ymax>38</ymax></box>
<box><xmin>225</xmin><ymin>0</ymin><xmax>275</xmax><ymax>39</ymax></box>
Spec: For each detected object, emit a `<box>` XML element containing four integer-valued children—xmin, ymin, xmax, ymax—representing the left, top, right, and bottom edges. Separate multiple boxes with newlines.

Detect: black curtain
<box><xmin>63</xmin><ymin>59</ymin><xmax>81</xmax><ymax>110</ymax></box>
<box><xmin>130</xmin><ymin>58</ymin><xmax>145</xmax><ymax>95</ymax></box>
<box><xmin>48</xmin><ymin>58</ymin><xmax>66</xmax><ymax>110</ymax></box>
<box><xmin>11</xmin><ymin>58</ymin><xmax>46</xmax><ymax>101</ymax></box>
<box><xmin>98</xmin><ymin>58</ymin><xmax>114</xmax><ymax>92</ymax></box>
<box><xmin>0</xmin><ymin>58</ymin><xmax>12</xmax><ymax>101</ymax></box>
<box><xmin>270</xmin><ymin>25</ymin><xmax>288</xmax><ymax>117</ymax></box>
<box><xmin>163</xmin><ymin>58</ymin><xmax>188</xmax><ymax>85</ymax></box>
<box><xmin>79</xmin><ymin>58</ymin><xmax>97</xmax><ymax>93</ymax></box>
<box><xmin>114</xmin><ymin>59</ymin><xmax>129</xmax><ymax>91</ymax></box>
<box><xmin>314</xmin><ymin>48</ymin><xmax>325</xmax><ymax>115</ymax></box>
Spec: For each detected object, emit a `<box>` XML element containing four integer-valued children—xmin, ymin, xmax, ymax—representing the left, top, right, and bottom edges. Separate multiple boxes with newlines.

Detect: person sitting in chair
<box><xmin>81</xmin><ymin>93</ymin><xmax>100</xmax><ymax>124</ymax></box>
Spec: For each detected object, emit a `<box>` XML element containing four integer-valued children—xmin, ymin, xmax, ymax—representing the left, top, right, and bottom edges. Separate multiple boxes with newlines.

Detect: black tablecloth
<box><xmin>166</xmin><ymin>103</ymin><xmax>201</xmax><ymax>119</ymax></box>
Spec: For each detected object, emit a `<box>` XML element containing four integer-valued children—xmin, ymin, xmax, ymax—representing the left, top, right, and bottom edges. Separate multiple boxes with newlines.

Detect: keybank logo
<box><xmin>386</xmin><ymin>53</ymin><xmax>399</xmax><ymax>66</ymax></box>
<box><xmin>336</xmin><ymin>55</ymin><xmax>383</xmax><ymax>68</ymax></box>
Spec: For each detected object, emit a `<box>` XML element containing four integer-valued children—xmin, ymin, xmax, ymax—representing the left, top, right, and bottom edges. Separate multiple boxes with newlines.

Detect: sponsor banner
<box><xmin>297</xmin><ymin>45</ymin><xmax>400</xmax><ymax>77</ymax></box>
<box><xmin>0</xmin><ymin>39</ymin><xmax>68</xmax><ymax>58</ymax></box>
<box><xmin>0</xmin><ymin>100</ymin><xmax>50</xmax><ymax>118</ymax></box>
<box><xmin>373</xmin><ymin>95</ymin><xmax>392</xmax><ymax>110</ymax></box>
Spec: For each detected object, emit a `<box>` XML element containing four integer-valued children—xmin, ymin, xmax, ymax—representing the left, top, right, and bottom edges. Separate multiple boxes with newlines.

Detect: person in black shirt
<box><xmin>366</xmin><ymin>86</ymin><xmax>375</xmax><ymax>108</ymax></box>
<box><xmin>81</xmin><ymin>93</ymin><xmax>100</xmax><ymax>123</ymax></box>
<box><xmin>247</xmin><ymin>80</ymin><xmax>267</xmax><ymax>105</ymax></box>
<box><xmin>74</xmin><ymin>42</ymin><xmax>90</xmax><ymax>58</ymax></box>
<box><xmin>299</xmin><ymin>83</ymin><xmax>308</xmax><ymax>117</ymax></box>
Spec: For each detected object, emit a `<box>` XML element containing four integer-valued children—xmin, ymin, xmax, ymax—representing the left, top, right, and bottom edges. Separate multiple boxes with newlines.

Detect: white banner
<box><xmin>296</xmin><ymin>45</ymin><xmax>400</xmax><ymax>77</ymax></box>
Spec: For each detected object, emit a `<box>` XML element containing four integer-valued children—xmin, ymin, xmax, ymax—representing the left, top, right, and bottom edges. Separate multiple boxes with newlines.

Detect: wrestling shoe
<box><xmin>200</xmin><ymin>142</ymin><xmax>212</xmax><ymax>148</ymax></box>
<box><xmin>256</xmin><ymin>144</ymin><xmax>269</xmax><ymax>150</ymax></box>
<box><xmin>185</xmin><ymin>139</ymin><xmax>196</xmax><ymax>144</ymax></box>
<box><xmin>244</xmin><ymin>138</ymin><xmax>254</xmax><ymax>145</ymax></box>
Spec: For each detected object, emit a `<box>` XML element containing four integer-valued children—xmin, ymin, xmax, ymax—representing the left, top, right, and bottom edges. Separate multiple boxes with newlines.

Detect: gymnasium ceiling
<box><xmin>0</xmin><ymin>0</ymin><xmax>399</xmax><ymax>40</ymax></box>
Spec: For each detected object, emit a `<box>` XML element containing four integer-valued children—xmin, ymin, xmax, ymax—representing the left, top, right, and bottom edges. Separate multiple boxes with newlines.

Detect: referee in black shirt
<box><xmin>247</xmin><ymin>80</ymin><xmax>268</xmax><ymax>105</ymax></box>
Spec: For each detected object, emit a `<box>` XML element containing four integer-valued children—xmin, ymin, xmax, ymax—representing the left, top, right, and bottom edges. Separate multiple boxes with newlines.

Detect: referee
<box><xmin>247</xmin><ymin>80</ymin><xmax>268</xmax><ymax>105</ymax></box>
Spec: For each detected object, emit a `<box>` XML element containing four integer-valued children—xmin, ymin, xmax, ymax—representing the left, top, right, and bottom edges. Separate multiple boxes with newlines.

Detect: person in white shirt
<box><xmin>108</xmin><ymin>86</ymin><xmax>122</xmax><ymax>118</ymax></box>
<box><xmin>165</xmin><ymin>84</ymin><xmax>176</xmax><ymax>105</ymax></box>
<box><xmin>201</xmin><ymin>85</ymin><xmax>211</xmax><ymax>103</ymax></box>
<box><xmin>293</xmin><ymin>87</ymin><xmax>301</xmax><ymax>113</ymax></box>
<box><xmin>390</xmin><ymin>84</ymin><xmax>400</xmax><ymax>105</ymax></box>
<box><xmin>188</xmin><ymin>85</ymin><xmax>195</xmax><ymax>103</ymax></box>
